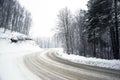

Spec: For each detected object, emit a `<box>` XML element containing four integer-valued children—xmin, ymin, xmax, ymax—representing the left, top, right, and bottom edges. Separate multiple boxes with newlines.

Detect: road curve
<box><xmin>23</xmin><ymin>49</ymin><xmax>120</xmax><ymax>80</ymax></box>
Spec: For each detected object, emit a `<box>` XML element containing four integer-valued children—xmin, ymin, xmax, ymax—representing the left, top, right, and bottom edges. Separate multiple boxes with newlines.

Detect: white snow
<box><xmin>0</xmin><ymin>28</ymin><xmax>120</xmax><ymax>80</ymax></box>
<box><xmin>0</xmin><ymin>28</ymin><xmax>42</xmax><ymax>80</ymax></box>
<box><xmin>0</xmin><ymin>28</ymin><xmax>27</xmax><ymax>39</ymax></box>
<box><xmin>57</xmin><ymin>49</ymin><xmax>120</xmax><ymax>70</ymax></box>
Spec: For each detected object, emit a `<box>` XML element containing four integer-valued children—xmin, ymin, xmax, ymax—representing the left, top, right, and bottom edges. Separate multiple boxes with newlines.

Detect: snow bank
<box><xmin>0</xmin><ymin>28</ymin><xmax>27</xmax><ymax>39</ymax></box>
<box><xmin>0</xmin><ymin>39</ymin><xmax>40</xmax><ymax>54</ymax></box>
<box><xmin>0</xmin><ymin>28</ymin><xmax>40</xmax><ymax>54</ymax></box>
<box><xmin>57</xmin><ymin>49</ymin><xmax>120</xmax><ymax>70</ymax></box>
<box><xmin>0</xmin><ymin>40</ymin><xmax>41</xmax><ymax>80</ymax></box>
<box><xmin>0</xmin><ymin>28</ymin><xmax>42</xmax><ymax>80</ymax></box>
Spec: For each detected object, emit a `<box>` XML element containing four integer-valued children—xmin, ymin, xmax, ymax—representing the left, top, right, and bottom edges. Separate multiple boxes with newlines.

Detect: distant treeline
<box><xmin>57</xmin><ymin>0</ymin><xmax>120</xmax><ymax>59</ymax></box>
<box><xmin>35</xmin><ymin>37</ymin><xmax>62</xmax><ymax>48</ymax></box>
<box><xmin>0</xmin><ymin>0</ymin><xmax>31</xmax><ymax>35</ymax></box>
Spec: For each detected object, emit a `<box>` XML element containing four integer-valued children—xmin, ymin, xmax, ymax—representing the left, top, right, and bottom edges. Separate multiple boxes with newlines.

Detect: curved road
<box><xmin>23</xmin><ymin>49</ymin><xmax>120</xmax><ymax>80</ymax></box>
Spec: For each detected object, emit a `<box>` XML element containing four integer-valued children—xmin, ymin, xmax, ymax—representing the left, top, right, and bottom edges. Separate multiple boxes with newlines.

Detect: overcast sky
<box><xmin>19</xmin><ymin>0</ymin><xmax>88</xmax><ymax>37</ymax></box>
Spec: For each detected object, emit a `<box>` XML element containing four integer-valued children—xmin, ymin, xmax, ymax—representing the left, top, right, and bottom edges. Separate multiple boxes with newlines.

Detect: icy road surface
<box><xmin>24</xmin><ymin>49</ymin><xmax>120</xmax><ymax>80</ymax></box>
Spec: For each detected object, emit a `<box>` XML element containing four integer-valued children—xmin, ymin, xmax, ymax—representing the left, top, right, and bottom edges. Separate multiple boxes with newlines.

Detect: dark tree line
<box><xmin>57</xmin><ymin>0</ymin><xmax>120</xmax><ymax>59</ymax></box>
<box><xmin>0</xmin><ymin>0</ymin><xmax>31</xmax><ymax>35</ymax></box>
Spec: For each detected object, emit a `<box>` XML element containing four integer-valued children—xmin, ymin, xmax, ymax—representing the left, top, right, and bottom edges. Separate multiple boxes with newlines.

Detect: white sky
<box><xmin>19</xmin><ymin>0</ymin><xmax>88</xmax><ymax>38</ymax></box>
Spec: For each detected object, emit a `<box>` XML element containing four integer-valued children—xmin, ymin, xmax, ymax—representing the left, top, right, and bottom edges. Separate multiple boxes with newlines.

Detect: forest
<box><xmin>0</xmin><ymin>0</ymin><xmax>120</xmax><ymax>59</ymax></box>
<box><xmin>56</xmin><ymin>0</ymin><xmax>120</xmax><ymax>59</ymax></box>
<box><xmin>0</xmin><ymin>0</ymin><xmax>31</xmax><ymax>35</ymax></box>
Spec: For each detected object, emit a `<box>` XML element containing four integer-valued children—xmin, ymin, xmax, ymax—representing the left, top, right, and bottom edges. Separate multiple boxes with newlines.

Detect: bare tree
<box><xmin>57</xmin><ymin>7</ymin><xmax>72</xmax><ymax>54</ymax></box>
<box><xmin>0</xmin><ymin>0</ymin><xmax>32</xmax><ymax>35</ymax></box>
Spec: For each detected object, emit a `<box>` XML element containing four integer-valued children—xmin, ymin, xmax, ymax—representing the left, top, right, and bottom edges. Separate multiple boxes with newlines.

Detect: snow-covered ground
<box><xmin>0</xmin><ymin>28</ymin><xmax>42</xmax><ymax>80</ymax></box>
<box><xmin>57</xmin><ymin>49</ymin><xmax>120</xmax><ymax>70</ymax></box>
<box><xmin>0</xmin><ymin>28</ymin><xmax>120</xmax><ymax>80</ymax></box>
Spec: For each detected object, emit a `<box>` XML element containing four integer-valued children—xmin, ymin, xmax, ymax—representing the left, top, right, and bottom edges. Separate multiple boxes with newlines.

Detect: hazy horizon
<box><xmin>19</xmin><ymin>0</ymin><xmax>88</xmax><ymax>38</ymax></box>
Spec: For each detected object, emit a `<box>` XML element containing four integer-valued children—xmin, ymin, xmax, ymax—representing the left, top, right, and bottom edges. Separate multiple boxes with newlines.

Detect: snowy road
<box><xmin>24</xmin><ymin>49</ymin><xmax>120</xmax><ymax>80</ymax></box>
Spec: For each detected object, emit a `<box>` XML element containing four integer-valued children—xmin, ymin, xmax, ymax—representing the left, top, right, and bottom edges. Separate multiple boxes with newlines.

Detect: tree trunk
<box><xmin>93</xmin><ymin>31</ymin><xmax>96</xmax><ymax>57</ymax></box>
<box><xmin>114</xmin><ymin>0</ymin><xmax>119</xmax><ymax>59</ymax></box>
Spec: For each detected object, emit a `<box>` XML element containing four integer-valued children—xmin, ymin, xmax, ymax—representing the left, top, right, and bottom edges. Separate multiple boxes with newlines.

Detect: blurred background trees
<box><xmin>0</xmin><ymin>0</ymin><xmax>31</xmax><ymax>35</ymax></box>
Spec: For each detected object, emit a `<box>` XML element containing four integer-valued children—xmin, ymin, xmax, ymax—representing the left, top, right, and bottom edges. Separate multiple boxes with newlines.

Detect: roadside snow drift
<box><xmin>57</xmin><ymin>49</ymin><xmax>120</xmax><ymax>70</ymax></box>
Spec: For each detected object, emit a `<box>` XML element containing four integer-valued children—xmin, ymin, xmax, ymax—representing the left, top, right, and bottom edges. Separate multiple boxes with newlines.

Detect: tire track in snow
<box><xmin>23</xmin><ymin>49</ymin><xmax>120</xmax><ymax>80</ymax></box>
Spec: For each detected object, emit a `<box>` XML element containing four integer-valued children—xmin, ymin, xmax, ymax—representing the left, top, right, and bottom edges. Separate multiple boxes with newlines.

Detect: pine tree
<box><xmin>87</xmin><ymin>0</ymin><xmax>113</xmax><ymax>57</ymax></box>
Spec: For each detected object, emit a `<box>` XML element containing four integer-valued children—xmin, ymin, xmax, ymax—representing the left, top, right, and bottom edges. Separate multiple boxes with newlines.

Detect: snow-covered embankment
<box><xmin>0</xmin><ymin>28</ymin><xmax>41</xmax><ymax>80</ymax></box>
<box><xmin>57</xmin><ymin>49</ymin><xmax>120</xmax><ymax>70</ymax></box>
